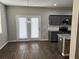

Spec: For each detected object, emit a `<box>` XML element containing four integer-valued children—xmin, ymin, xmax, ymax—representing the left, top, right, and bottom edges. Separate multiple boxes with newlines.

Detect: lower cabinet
<box><xmin>48</xmin><ymin>31</ymin><xmax>58</xmax><ymax>42</ymax></box>
<box><xmin>48</xmin><ymin>31</ymin><xmax>70</xmax><ymax>42</ymax></box>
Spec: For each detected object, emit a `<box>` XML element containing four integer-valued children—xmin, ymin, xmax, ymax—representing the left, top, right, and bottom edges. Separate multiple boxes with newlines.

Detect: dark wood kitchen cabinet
<box><xmin>48</xmin><ymin>31</ymin><xmax>59</xmax><ymax>42</ymax></box>
<box><xmin>48</xmin><ymin>31</ymin><xmax>71</xmax><ymax>42</ymax></box>
<box><xmin>49</xmin><ymin>15</ymin><xmax>72</xmax><ymax>25</ymax></box>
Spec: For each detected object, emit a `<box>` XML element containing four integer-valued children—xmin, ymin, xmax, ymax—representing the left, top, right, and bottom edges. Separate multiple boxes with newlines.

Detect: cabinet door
<box><xmin>50</xmin><ymin>16</ymin><xmax>62</xmax><ymax>25</ymax></box>
<box><xmin>51</xmin><ymin>32</ymin><xmax>58</xmax><ymax>42</ymax></box>
<box><xmin>49</xmin><ymin>15</ymin><xmax>62</xmax><ymax>25</ymax></box>
<box><xmin>49</xmin><ymin>15</ymin><xmax>56</xmax><ymax>25</ymax></box>
<box><xmin>48</xmin><ymin>31</ymin><xmax>51</xmax><ymax>41</ymax></box>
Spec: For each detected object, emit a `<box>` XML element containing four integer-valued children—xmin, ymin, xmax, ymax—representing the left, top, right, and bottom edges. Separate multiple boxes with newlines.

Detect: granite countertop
<box><xmin>48</xmin><ymin>25</ymin><xmax>59</xmax><ymax>31</ymax></box>
<box><xmin>48</xmin><ymin>25</ymin><xmax>71</xmax><ymax>31</ymax></box>
<box><xmin>57</xmin><ymin>34</ymin><xmax>71</xmax><ymax>40</ymax></box>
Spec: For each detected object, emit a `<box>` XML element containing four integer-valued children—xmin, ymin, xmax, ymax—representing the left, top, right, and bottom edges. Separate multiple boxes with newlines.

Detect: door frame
<box><xmin>16</xmin><ymin>15</ymin><xmax>41</xmax><ymax>41</ymax></box>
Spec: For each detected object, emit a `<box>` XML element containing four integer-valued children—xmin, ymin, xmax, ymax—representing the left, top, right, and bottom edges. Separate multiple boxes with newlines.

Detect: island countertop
<box><xmin>57</xmin><ymin>34</ymin><xmax>71</xmax><ymax>40</ymax></box>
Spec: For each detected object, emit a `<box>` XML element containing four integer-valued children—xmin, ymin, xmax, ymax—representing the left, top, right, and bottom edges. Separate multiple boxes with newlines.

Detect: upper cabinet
<box><xmin>49</xmin><ymin>15</ymin><xmax>72</xmax><ymax>25</ymax></box>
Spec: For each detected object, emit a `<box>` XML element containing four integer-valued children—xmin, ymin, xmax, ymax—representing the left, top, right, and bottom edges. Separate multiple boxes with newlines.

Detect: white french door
<box><xmin>31</xmin><ymin>17</ymin><xmax>40</xmax><ymax>38</ymax></box>
<box><xmin>16</xmin><ymin>16</ymin><xmax>41</xmax><ymax>40</ymax></box>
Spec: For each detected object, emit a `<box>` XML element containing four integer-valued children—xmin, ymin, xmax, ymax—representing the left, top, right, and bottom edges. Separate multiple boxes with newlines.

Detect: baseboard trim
<box><xmin>8</xmin><ymin>39</ymin><xmax>48</xmax><ymax>42</ymax></box>
<box><xmin>0</xmin><ymin>39</ymin><xmax>48</xmax><ymax>50</ymax></box>
<box><xmin>0</xmin><ymin>41</ymin><xmax>8</xmax><ymax>50</ymax></box>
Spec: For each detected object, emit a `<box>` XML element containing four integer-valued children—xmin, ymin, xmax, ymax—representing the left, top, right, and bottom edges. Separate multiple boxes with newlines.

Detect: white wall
<box><xmin>70</xmin><ymin>0</ymin><xmax>79</xmax><ymax>59</ymax></box>
<box><xmin>0</xmin><ymin>3</ymin><xmax>8</xmax><ymax>49</ymax></box>
<box><xmin>6</xmin><ymin>6</ymin><xmax>72</xmax><ymax>41</ymax></box>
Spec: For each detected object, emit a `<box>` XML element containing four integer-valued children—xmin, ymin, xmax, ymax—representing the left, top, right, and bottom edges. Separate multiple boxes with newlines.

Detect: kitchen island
<box><xmin>57</xmin><ymin>34</ymin><xmax>71</xmax><ymax>56</ymax></box>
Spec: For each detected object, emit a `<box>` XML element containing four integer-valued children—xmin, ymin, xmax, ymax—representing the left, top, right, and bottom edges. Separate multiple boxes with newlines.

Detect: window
<box><xmin>0</xmin><ymin>9</ymin><xmax>2</xmax><ymax>34</ymax></box>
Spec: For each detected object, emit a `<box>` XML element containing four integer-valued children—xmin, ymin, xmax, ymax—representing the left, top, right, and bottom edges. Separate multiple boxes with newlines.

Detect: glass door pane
<box><xmin>18</xmin><ymin>17</ymin><xmax>28</xmax><ymax>39</ymax></box>
<box><xmin>31</xmin><ymin>17</ymin><xmax>39</xmax><ymax>38</ymax></box>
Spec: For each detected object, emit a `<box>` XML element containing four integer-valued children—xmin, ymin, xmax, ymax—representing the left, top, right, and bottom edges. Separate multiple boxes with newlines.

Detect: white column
<box><xmin>70</xmin><ymin>0</ymin><xmax>79</xmax><ymax>59</ymax></box>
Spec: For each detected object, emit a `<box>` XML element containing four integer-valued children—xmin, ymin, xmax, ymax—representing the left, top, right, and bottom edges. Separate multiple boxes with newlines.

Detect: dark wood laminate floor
<box><xmin>0</xmin><ymin>42</ymin><xmax>69</xmax><ymax>59</ymax></box>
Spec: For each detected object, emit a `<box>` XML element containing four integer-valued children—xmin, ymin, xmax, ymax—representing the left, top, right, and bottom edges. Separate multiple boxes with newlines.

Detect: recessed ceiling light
<box><xmin>53</xmin><ymin>4</ymin><xmax>57</xmax><ymax>6</ymax></box>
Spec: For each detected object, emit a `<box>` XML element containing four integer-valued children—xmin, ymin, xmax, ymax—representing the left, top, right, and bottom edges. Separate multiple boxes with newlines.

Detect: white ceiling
<box><xmin>0</xmin><ymin>0</ymin><xmax>73</xmax><ymax>7</ymax></box>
